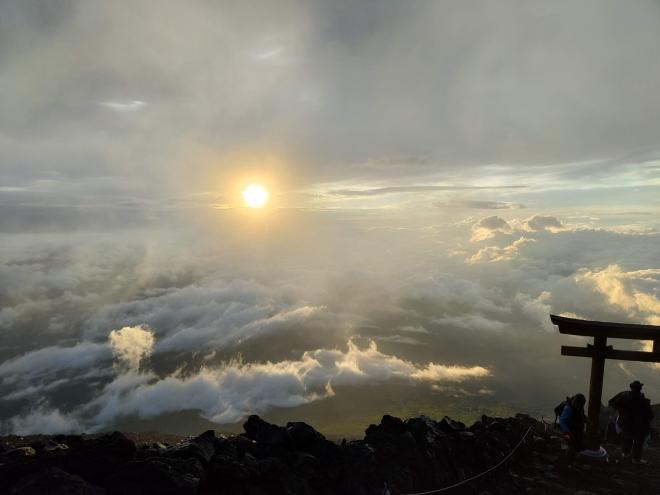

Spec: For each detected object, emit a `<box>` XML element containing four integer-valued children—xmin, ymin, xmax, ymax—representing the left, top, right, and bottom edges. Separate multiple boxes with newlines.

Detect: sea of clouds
<box><xmin>1</xmin><ymin>210</ymin><xmax>659</xmax><ymax>435</ymax></box>
<box><xmin>3</xmin><ymin>0</ymin><xmax>660</xmax><ymax>435</ymax></box>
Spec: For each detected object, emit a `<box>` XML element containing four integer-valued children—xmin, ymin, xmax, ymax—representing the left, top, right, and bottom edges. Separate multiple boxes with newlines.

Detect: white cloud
<box><xmin>640</xmin><ymin>341</ymin><xmax>660</xmax><ymax>370</ymax></box>
<box><xmin>470</xmin><ymin>215</ymin><xmax>512</xmax><ymax>242</ymax></box>
<box><xmin>86</xmin><ymin>279</ymin><xmax>324</xmax><ymax>356</ymax></box>
<box><xmin>471</xmin><ymin>214</ymin><xmax>567</xmax><ymax>243</ymax></box>
<box><xmin>397</xmin><ymin>325</ymin><xmax>430</xmax><ymax>334</ymax></box>
<box><xmin>99</xmin><ymin>100</ymin><xmax>147</xmax><ymax>111</ymax></box>
<box><xmin>576</xmin><ymin>265</ymin><xmax>660</xmax><ymax>324</ymax></box>
<box><xmin>468</xmin><ymin>237</ymin><xmax>535</xmax><ymax>264</ymax></box>
<box><xmin>522</xmin><ymin>215</ymin><xmax>565</xmax><ymax>232</ymax></box>
<box><xmin>375</xmin><ymin>335</ymin><xmax>423</xmax><ymax>345</ymax></box>
<box><xmin>3</xmin><ymin>406</ymin><xmax>81</xmax><ymax>435</ymax></box>
<box><xmin>156</xmin><ymin>304</ymin><xmax>323</xmax><ymax>353</ymax></box>
<box><xmin>411</xmin><ymin>364</ymin><xmax>490</xmax><ymax>382</ymax></box>
<box><xmin>0</xmin><ymin>342</ymin><xmax>110</xmax><ymax>383</ymax></box>
<box><xmin>432</xmin><ymin>314</ymin><xmax>505</xmax><ymax>332</ymax></box>
<box><xmin>438</xmin><ymin>200</ymin><xmax>526</xmax><ymax>210</ymax></box>
<box><xmin>88</xmin><ymin>338</ymin><xmax>490</xmax><ymax>426</ymax></box>
<box><xmin>4</xmin><ymin>378</ymin><xmax>69</xmax><ymax>401</ymax></box>
<box><xmin>2</xmin><ymin>214</ymin><xmax>660</xmax><ymax>430</ymax></box>
<box><xmin>252</xmin><ymin>47</ymin><xmax>284</xmax><ymax>61</ymax></box>
<box><xmin>108</xmin><ymin>325</ymin><xmax>155</xmax><ymax>371</ymax></box>
<box><xmin>514</xmin><ymin>291</ymin><xmax>554</xmax><ymax>332</ymax></box>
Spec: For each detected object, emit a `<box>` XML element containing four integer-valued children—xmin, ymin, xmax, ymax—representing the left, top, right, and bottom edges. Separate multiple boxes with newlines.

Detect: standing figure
<box><xmin>609</xmin><ymin>380</ymin><xmax>654</xmax><ymax>463</ymax></box>
<box><xmin>558</xmin><ymin>393</ymin><xmax>587</xmax><ymax>452</ymax></box>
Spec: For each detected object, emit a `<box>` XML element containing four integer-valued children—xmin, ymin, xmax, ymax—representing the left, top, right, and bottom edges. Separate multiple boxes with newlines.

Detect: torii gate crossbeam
<box><xmin>551</xmin><ymin>314</ymin><xmax>660</xmax><ymax>445</ymax></box>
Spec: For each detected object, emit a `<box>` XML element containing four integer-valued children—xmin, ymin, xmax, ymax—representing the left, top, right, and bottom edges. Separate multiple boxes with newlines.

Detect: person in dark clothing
<box><xmin>609</xmin><ymin>380</ymin><xmax>654</xmax><ymax>463</ymax></box>
<box><xmin>558</xmin><ymin>393</ymin><xmax>587</xmax><ymax>452</ymax></box>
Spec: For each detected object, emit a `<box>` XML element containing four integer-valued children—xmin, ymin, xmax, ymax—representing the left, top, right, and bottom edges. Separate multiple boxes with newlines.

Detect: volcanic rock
<box><xmin>105</xmin><ymin>457</ymin><xmax>204</xmax><ymax>495</ymax></box>
<box><xmin>165</xmin><ymin>430</ymin><xmax>216</xmax><ymax>465</ymax></box>
<box><xmin>1</xmin><ymin>413</ymin><xmax>659</xmax><ymax>494</ymax></box>
<box><xmin>10</xmin><ymin>467</ymin><xmax>96</xmax><ymax>495</ymax></box>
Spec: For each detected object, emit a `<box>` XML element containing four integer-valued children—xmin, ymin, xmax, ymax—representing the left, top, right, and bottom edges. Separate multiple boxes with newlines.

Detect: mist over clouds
<box><xmin>2</xmin><ymin>0</ymin><xmax>660</xmax><ymax>435</ymax></box>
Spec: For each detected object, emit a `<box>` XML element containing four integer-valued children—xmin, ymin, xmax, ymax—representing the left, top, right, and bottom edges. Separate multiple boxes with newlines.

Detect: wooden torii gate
<box><xmin>551</xmin><ymin>314</ymin><xmax>660</xmax><ymax>442</ymax></box>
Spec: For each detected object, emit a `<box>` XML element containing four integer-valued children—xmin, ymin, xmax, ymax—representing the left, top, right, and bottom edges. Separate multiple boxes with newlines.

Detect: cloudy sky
<box><xmin>2</xmin><ymin>0</ymin><xmax>660</xmax><ymax>436</ymax></box>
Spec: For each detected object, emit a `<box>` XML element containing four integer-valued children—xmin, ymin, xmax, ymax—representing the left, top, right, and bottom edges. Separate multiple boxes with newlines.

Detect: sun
<box><xmin>241</xmin><ymin>184</ymin><xmax>269</xmax><ymax>208</ymax></box>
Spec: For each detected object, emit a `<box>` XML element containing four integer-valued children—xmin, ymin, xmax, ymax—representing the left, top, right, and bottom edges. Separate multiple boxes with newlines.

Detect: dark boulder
<box><xmin>243</xmin><ymin>455</ymin><xmax>312</xmax><ymax>495</ymax></box>
<box><xmin>404</xmin><ymin>416</ymin><xmax>447</xmax><ymax>446</ymax></box>
<box><xmin>62</xmin><ymin>432</ymin><xmax>136</xmax><ymax>485</ymax></box>
<box><xmin>207</xmin><ymin>456</ymin><xmax>256</xmax><ymax>494</ymax></box>
<box><xmin>436</xmin><ymin>416</ymin><xmax>466</xmax><ymax>434</ymax></box>
<box><xmin>212</xmin><ymin>436</ymin><xmax>239</xmax><ymax>462</ymax></box>
<box><xmin>286</xmin><ymin>421</ymin><xmax>340</xmax><ymax>465</ymax></box>
<box><xmin>227</xmin><ymin>434</ymin><xmax>266</xmax><ymax>459</ymax></box>
<box><xmin>1</xmin><ymin>447</ymin><xmax>36</xmax><ymax>460</ymax></box>
<box><xmin>207</xmin><ymin>434</ymin><xmax>245</xmax><ymax>489</ymax></box>
<box><xmin>44</xmin><ymin>440</ymin><xmax>69</xmax><ymax>452</ymax></box>
<box><xmin>242</xmin><ymin>415</ymin><xmax>291</xmax><ymax>455</ymax></box>
<box><xmin>136</xmin><ymin>442</ymin><xmax>168</xmax><ymax>459</ymax></box>
<box><xmin>105</xmin><ymin>457</ymin><xmax>203</xmax><ymax>495</ymax></box>
<box><xmin>10</xmin><ymin>467</ymin><xmax>97</xmax><ymax>495</ymax></box>
<box><xmin>165</xmin><ymin>430</ymin><xmax>215</xmax><ymax>464</ymax></box>
<box><xmin>365</xmin><ymin>415</ymin><xmax>406</xmax><ymax>439</ymax></box>
<box><xmin>286</xmin><ymin>422</ymin><xmax>326</xmax><ymax>449</ymax></box>
<box><xmin>364</xmin><ymin>415</ymin><xmax>417</xmax><ymax>456</ymax></box>
<box><xmin>3</xmin><ymin>412</ymin><xmax>660</xmax><ymax>495</ymax></box>
<box><xmin>86</xmin><ymin>432</ymin><xmax>136</xmax><ymax>458</ymax></box>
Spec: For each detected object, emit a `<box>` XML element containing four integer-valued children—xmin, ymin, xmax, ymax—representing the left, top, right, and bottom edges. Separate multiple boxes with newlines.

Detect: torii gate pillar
<box><xmin>551</xmin><ymin>314</ymin><xmax>660</xmax><ymax>445</ymax></box>
<box><xmin>586</xmin><ymin>335</ymin><xmax>606</xmax><ymax>437</ymax></box>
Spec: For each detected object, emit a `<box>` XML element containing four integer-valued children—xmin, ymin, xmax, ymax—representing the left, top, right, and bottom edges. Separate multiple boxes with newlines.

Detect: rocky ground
<box><xmin>0</xmin><ymin>413</ymin><xmax>658</xmax><ymax>495</ymax></box>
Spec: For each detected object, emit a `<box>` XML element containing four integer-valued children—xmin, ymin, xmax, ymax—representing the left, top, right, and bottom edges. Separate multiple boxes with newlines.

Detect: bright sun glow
<box><xmin>242</xmin><ymin>184</ymin><xmax>269</xmax><ymax>208</ymax></box>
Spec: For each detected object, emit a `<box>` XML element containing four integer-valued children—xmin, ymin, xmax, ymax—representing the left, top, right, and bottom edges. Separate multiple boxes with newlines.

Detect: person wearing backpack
<box><xmin>557</xmin><ymin>393</ymin><xmax>587</xmax><ymax>452</ymax></box>
<box><xmin>608</xmin><ymin>380</ymin><xmax>654</xmax><ymax>463</ymax></box>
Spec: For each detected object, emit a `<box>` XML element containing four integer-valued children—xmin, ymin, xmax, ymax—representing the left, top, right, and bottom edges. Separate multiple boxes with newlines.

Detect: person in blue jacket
<box><xmin>558</xmin><ymin>393</ymin><xmax>586</xmax><ymax>452</ymax></box>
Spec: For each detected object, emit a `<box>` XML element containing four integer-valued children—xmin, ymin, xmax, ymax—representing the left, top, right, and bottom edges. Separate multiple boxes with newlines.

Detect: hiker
<box><xmin>608</xmin><ymin>380</ymin><xmax>654</xmax><ymax>463</ymax></box>
<box><xmin>557</xmin><ymin>393</ymin><xmax>587</xmax><ymax>452</ymax></box>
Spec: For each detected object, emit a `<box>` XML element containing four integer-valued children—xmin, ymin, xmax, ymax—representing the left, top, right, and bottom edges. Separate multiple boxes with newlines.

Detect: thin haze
<box><xmin>1</xmin><ymin>0</ymin><xmax>660</xmax><ymax>435</ymax></box>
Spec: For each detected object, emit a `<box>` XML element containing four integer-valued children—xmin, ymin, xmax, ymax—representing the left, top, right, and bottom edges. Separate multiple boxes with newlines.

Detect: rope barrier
<box><xmin>404</xmin><ymin>426</ymin><xmax>533</xmax><ymax>495</ymax></box>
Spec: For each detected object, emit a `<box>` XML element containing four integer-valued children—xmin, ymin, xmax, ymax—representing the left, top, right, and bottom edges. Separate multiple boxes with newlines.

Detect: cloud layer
<box><xmin>2</xmin><ymin>330</ymin><xmax>490</xmax><ymax>433</ymax></box>
<box><xmin>2</xmin><ymin>1</ymin><xmax>660</xmax><ymax>435</ymax></box>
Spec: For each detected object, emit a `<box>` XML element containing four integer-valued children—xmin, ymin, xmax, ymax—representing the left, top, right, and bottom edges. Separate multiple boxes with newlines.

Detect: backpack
<box><xmin>554</xmin><ymin>396</ymin><xmax>570</xmax><ymax>425</ymax></box>
<box><xmin>608</xmin><ymin>391</ymin><xmax>629</xmax><ymax>412</ymax></box>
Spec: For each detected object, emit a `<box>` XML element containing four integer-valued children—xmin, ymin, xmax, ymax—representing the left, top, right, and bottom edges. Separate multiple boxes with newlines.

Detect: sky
<box><xmin>1</xmin><ymin>0</ymin><xmax>660</xmax><ymax>436</ymax></box>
